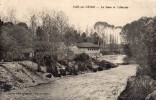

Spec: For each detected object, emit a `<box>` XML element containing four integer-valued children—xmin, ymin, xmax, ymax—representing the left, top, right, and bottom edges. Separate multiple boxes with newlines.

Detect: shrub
<box><xmin>122</xmin><ymin>44</ymin><xmax>132</xmax><ymax>57</ymax></box>
<box><xmin>136</xmin><ymin>66</ymin><xmax>152</xmax><ymax>77</ymax></box>
<box><xmin>118</xmin><ymin>16</ymin><xmax>156</xmax><ymax>100</ymax></box>
<box><xmin>118</xmin><ymin>76</ymin><xmax>156</xmax><ymax>100</ymax></box>
<box><xmin>73</xmin><ymin>53</ymin><xmax>90</xmax><ymax>62</ymax></box>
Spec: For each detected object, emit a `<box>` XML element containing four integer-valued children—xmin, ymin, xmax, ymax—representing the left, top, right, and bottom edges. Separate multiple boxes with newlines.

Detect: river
<box><xmin>0</xmin><ymin>55</ymin><xmax>137</xmax><ymax>100</ymax></box>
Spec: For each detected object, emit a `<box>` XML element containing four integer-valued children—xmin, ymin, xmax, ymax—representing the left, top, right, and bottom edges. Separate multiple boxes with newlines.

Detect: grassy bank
<box><xmin>118</xmin><ymin>63</ymin><xmax>156</xmax><ymax>100</ymax></box>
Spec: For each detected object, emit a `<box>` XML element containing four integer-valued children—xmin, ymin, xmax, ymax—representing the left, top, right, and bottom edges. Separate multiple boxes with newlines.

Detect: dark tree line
<box><xmin>121</xmin><ymin>16</ymin><xmax>156</xmax><ymax>77</ymax></box>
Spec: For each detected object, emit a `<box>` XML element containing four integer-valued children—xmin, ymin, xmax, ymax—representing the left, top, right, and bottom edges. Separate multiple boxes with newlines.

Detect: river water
<box><xmin>0</xmin><ymin>55</ymin><xmax>137</xmax><ymax>100</ymax></box>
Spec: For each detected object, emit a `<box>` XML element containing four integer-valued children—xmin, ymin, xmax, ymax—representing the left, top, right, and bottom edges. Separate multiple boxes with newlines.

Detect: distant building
<box><xmin>76</xmin><ymin>42</ymin><xmax>100</xmax><ymax>57</ymax></box>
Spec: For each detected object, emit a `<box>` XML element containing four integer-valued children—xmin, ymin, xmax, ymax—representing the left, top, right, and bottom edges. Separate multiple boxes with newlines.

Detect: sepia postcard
<box><xmin>0</xmin><ymin>0</ymin><xmax>156</xmax><ymax>100</ymax></box>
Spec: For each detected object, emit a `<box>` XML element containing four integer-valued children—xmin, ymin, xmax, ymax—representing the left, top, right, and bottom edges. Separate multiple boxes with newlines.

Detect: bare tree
<box><xmin>32</xmin><ymin>10</ymin><xmax>70</xmax><ymax>70</ymax></box>
<box><xmin>5</xmin><ymin>9</ymin><xmax>18</xmax><ymax>24</ymax></box>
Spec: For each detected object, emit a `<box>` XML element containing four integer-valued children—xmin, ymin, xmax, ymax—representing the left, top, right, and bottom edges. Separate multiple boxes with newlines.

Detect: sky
<box><xmin>0</xmin><ymin>0</ymin><xmax>156</xmax><ymax>31</ymax></box>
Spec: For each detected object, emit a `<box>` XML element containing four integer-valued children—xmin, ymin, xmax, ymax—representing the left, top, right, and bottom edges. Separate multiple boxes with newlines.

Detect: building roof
<box><xmin>77</xmin><ymin>43</ymin><xmax>100</xmax><ymax>48</ymax></box>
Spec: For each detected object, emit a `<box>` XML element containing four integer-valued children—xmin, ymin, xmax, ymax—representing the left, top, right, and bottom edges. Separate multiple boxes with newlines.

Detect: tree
<box><xmin>30</xmin><ymin>10</ymin><xmax>70</xmax><ymax>71</ymax></box>
<box><xmin>3</xmin><ymin>9</ymin><xmax>18</xmax><ymax>24</ymax></box>
<box><xmin>0</xmin><ymin>19</ymin><xmax>4</xmax><ymax>60</ymax></box>
<box><xmin>63</xmin><ymin>27</ymin><xmax>80</xmax><ymax>60</ymax></box>
<box><xmin>34</xmin><ymin>26</ymin><xmax>50</xmax><ymax>71</ymax></box>
<box><xmin>17</xmin><ymin>22</ymin><xmax>28</xmax><ymax>29</ymax></box>
<box><xmin>81</xmin><ymin>32</ymin><xmax>87</xmax><ymax>42</ymax></box>
<box><xmin>121</xmin><ymin>17</ymin><xmax>156</xmax><ymax>74</ymax></box>
<box><xmin>29</xmin><ymin>13</ymin><xmax>38</xmax><ymax>36</ymax></box>
<box><xmin>0</xmin><ymin>21</ymin><xmax>33</xmax><ymax>61</ymax></box>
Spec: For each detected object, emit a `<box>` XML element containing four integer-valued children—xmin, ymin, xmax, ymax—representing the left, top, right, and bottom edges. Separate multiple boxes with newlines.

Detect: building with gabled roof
<box><xmin>76</xmin><ymin>42</ymin><xmax>101</xmax><ymax>57</ymax></box>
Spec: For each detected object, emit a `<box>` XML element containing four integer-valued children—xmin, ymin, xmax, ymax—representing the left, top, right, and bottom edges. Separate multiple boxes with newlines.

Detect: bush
<box><xmin>73</xmin><ymin>53</ymin><xmax>90</xmax><ymax>62</ymax></box>
<box><xmin>118</xmin><ymin>76</ymin><xmax>156</xmax><ymax>100</ymax></box>
<box><xmin>122</xmin><ymin>44</ymin><xmax>132</xmax><ymax>57</ymax></box>
<box><xmin>136</xmin><ymin>66</ymin><xmax>152</xmax><ymax>77</ymax></box>
<box><xmin>146</xmin><ymin>90</ymin><xmax>156</xmax><ymax>100</ymax></box>
<box><xmin>118</xmin><ymin>16</ymin><xmax>156</xmax><ymax>100</ymax></box>
<box><xmin>121</xmin><ymin>17</ymin><xmax>156</xmax><ymax>76</ymax></box>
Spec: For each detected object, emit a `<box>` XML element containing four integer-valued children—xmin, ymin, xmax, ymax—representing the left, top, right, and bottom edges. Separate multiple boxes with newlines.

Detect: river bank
<box><xmin>0</xmin><ymin>64</ymin><xmax>137</xmax><ymax>100</ymax></box>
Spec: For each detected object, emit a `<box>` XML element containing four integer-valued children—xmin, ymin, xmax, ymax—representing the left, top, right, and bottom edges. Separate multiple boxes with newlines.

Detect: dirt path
<box><xmin>0</xmin><ymin>64</ymin><xmax>137</xmax><ymax>100</ymax></box>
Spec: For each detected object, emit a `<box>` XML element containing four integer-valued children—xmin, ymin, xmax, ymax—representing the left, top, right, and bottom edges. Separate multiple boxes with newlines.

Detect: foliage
<box><xmin>0</xmin><ymin>22</ymin><xmax>33</xmax><ymax>61</ymax></box>
<box><xmin>90</xmin><ymin>32</ymin><xmax>103</xmax><ymax>45</ymax></box>
<box><xmin>118</xmin><ymin>76</ymin><xmax>156</xmax><ymax>100</ymax></box>
<box><xmin>122</xmin><ymin>44</ymin><xmax>132</xmax><ymax>57</ymax></box>
<box><xmin>73</xmin><ymin>53</ymin><xmax>90</xmax><ymax>62</ymax></box>
<box><xmin>34</xmin><ymin>26</ymin><xmax>52</xmax><ymax>71</ymax></box>
<box><xmin>121</xmin><ymin>17</ymin><xmax>156</xmax><ymax>70</ymax></box>
<box><xmin>119</xmin><ymin>16</ymin><xmax>156</xmax><ymax>100</ymax></box>
<box><xmin>63</xmin><ymin>27</ymin><xmax>81</xmax><ymax>45</ymax></box>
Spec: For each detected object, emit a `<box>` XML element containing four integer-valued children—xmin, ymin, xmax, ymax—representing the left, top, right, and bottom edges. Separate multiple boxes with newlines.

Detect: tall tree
<box><xmin>0</xmin><ymin>22</ymin><xmax>32</xmax><ymax>61</ymax></box>
<box><xmin>81</xmin><ymin>32</ymin><xmax>87</xmax><ymax>42</ymax></box>
<box><xmin>121</xmin><ymin>17</ymin><xmax>156</xmax><ymax>71</ymax></box>
<box><xmin>34</xmin><ymin>26</ymin><xmax>51</xmax><ymax>71</ymax></box>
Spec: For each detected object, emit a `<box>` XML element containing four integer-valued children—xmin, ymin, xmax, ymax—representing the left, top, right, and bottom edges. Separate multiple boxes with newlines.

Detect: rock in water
<box><xmin>60</xmin><ymin>69</ymin><xmax>66</xmax><ymax>76</ymax></box>
<box><xmin>98</xmin><ymin>66</ymin><xmax>103</xmax><ymax>71</ymax></box>
<box><xmin>45</xmin><ymin>73</ymin><xmax>52</xmax><ymax>78</ymax></box>
<box><xmin>92</xmin><ymin>68</ymin><xmax>98</xmax><ymax>72</ymax></box>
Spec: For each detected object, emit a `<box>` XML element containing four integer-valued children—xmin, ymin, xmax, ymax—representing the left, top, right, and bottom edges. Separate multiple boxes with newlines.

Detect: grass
<box><xmin>118</xmin><ymin>75</ymin><xmax>156</xmax><ymax>100</ymax></box>
<box><xmin>118</xmin><ymin>55</ymin><xmax>156</xmax><ymax>100</ymax></box>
